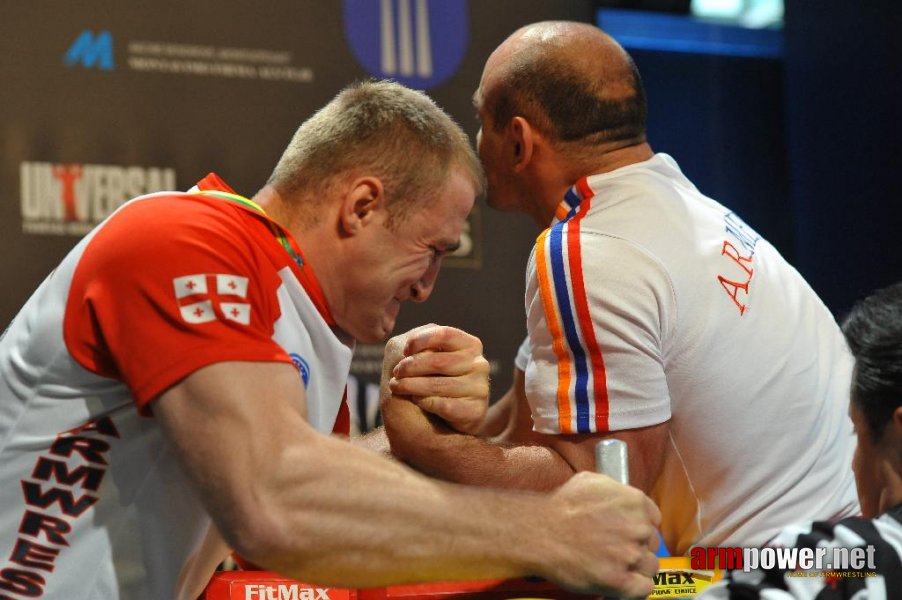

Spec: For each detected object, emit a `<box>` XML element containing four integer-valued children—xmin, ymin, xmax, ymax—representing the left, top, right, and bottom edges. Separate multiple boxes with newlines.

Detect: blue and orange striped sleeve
<box><xmin>523</xmin><ymin>184</ymin><xmax>673</xmax><ymax>434</ymax></box>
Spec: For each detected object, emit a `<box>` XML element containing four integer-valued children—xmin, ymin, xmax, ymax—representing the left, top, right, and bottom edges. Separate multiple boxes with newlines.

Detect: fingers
<box><xmin>618</xmin><ymin>498</ymin><xmax>661</xmax><ymax>598</ymax></box>
<box><xmin>382</xmin><ymin>323</ymin><xmax>439</xmax><ymax>369</ymax></box>
<box><xmin>391</xmin><ymin>373</ymin><xmax>484</xmax><ymax>401</ymax></box>
<box><xmin>648</xmin><ymin>529</ymin><xmax>661</xmax><ymax>554</ymax></box>
<box><xmin>385</xmin><ymin>324</ymin><xmax>490</xmax><ymax>434</ymax></box>
<box><xmin>409</xmin><ymin>396</ymin><xmax>486</xmax><ymax>434</ymax></box>
<box><xmin>592</xmin><ymin>538</ymin><xmax>658</xmax><ymax>598</ymax></box>
<box><xmin>620</xmin><ymin>571</ymin><xmax>656</xmax><ymax>599</ymax></box>
<box><xmin>388</xmin><ymin>354</ymin><xmax>489</xmax><ymax>434</ymax></box>
<box><xmin>389</xmin><ymin>325</ymin><xmax>485</xmax><ymax>380</ymax></box>
<box><xmin>634</xmin><ymin>546</ymin><xmax>659</xmax><ymax>580</ymax></box>
<box><xmin>388</xmin><ymin>384</ymin><xmax>488</xmax><ymax>435</ymax></box>
<box><xmin>402</xmin><ymin>325</ymin><xmax>483</xmax><ymax>356</ymax></box>
<box><xmin>400</xmin><ymin>323</ymin><xmax>439</xmax><ymax>343</ymax></box>
<box><xmin>393</xmin><ymin>348</ymin><xmax>486</xmax><ymax>379</ymax></box>
<box><xmin>381</xmin><ymin>338</ymin><xmax>406</xmax><ymax>374</ymax></box>
<box><xmin>548</xmin><ymin>473</ymin><xmax>661</xmax><ymax>597</ymax></box>
<box><xmin>389</xmin><ymin>359</ymin><xmax>489</xmax><ymax>395</ymax></box>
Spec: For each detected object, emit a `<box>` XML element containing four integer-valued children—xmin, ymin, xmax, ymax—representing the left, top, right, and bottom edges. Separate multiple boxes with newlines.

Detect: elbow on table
<box><xmin>221</xmin><ymin>509</ymin><xmax>319</xmax><ymax>577</ymax></box>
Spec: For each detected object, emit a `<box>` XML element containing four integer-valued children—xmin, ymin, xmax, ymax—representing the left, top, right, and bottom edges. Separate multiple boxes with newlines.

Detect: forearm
<box><xmin>257</xmin><ymin>430</ymin><xmax>663</xmax><ymax>599</ymax></box>
<box><xmin>383</xmin><ymin>398</ymin><xmax>574</xmax><ymax>490</ymax></box>
<box><xmin>157</xmin><ymin>362</ymin><xmax>658</xmax><ymax>596</ymax></box>
<box><xmin>253</xmin><ymin>431</ymin><xmax>557</xmax><ymax>587</ymax></box>
<box><xmin>383</xmin><ymin>357</ymin><xmax>575</xmax><ymax>490</ymax></box>
<box><xmin>158</xmin><ymin>362</ymin><xmax>557</xmax><ymax>589</ymax></box>
<box><xmin>410</xmin><ymin>433</ymin><xmax>576</xmax><ymax>491</ymax></box>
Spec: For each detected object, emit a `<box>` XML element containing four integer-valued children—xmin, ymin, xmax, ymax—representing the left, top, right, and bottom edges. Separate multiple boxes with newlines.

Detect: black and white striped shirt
<box><xmin>699</xmin><ymin>505</ymin><xmax>902</xmax><ymax>599</ymax></box>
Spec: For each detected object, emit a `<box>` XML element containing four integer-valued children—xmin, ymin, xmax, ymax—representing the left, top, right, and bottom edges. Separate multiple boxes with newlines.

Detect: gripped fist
<box><xmin>542</xmin><ymin>472</ymin><xmax>661</xmax><ymax>598</ymax></box>
<box><xmin>381</xmin><ymin>324</ymin><xmax>490</xmax><ymax>435</ymax></box>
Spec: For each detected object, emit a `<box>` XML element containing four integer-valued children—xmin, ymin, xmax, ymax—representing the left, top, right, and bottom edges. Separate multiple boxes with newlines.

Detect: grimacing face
<box><xmin>335</xmin><ymin>168</ymin><xmax>475</xmax><ymax>343</ymax></box>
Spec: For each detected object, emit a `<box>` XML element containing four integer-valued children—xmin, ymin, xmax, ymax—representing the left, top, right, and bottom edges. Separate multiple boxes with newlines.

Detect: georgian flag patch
<box><xmin>173</xmin><ymin>274</ymin><xmax>251</xmax><ymax>325</ymax></box>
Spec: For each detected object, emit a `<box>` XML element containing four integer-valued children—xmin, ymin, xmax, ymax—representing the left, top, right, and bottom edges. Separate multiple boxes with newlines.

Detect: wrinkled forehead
<box><xmin>412</xmin><ymin>170</ymin><xmax>475</xmax><ymax>248</ymax></box>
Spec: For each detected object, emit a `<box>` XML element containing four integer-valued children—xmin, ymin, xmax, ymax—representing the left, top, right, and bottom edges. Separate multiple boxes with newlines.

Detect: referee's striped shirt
<box><xmin>699</xmin><ymin>504</ymin><xmax>902</xmax><ymax>599</ymax></box>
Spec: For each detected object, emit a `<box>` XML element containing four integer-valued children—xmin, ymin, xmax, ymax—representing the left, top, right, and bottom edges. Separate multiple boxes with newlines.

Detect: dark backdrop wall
<box><xmin>783</xmin><ymin>0</ymin><xmax>902</xmax><ymax>317</ymax></box>
<box><xmin>0</xmin><ymin>0</ymin><xmax>594</xmax><ymax>433</ymax></box>
<box><xmin>2</xmin><ymin>1</ymin><xmax>899</xmax><ymax>431</ymax></box>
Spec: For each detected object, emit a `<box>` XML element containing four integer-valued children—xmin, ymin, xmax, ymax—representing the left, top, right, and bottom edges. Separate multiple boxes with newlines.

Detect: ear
<box><xmin>884</xmin><ymin>405</ymin><xmax>902</xmax><ymax>463</ymax></box>
<box><xmin>510</xmin><ymin>116</ymin><xmax>535</xmax><ymax>173</ymax></box>
<box><xmin>879</xmin><ymin>456</ymin><xmax>902</xmax><ymax>508</ymax></box>
<box><xmin>892</xmin><ymin>405</ymin><xmax>902</xmax><ymax>429</ymax></box>
<box><xmin>889</xmin><ymin>406</ymin><xmax>902</xmax><ymax>441</ymax></box>
<box><xmin>339</xmin><ymin>177</ymin><xmax>384</xmax><ymax>236</ymax></box>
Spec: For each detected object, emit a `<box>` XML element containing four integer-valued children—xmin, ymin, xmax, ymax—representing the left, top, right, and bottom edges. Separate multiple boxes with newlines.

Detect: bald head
<box><xmin>477</xmin><ymin>21</ymin><xmax>646</xmax><ymax>150</ymax></box>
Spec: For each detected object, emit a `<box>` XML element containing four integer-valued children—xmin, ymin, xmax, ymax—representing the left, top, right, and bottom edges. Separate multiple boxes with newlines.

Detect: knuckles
<box><xmin>383</xmin><ymin>336</ymin><xmax>407</xmax><ymax>366</ymax></box>
<box><xmin>413</xmin><ymin>325</ymin><xmax>484</xmax><ymax>354</ymax></box>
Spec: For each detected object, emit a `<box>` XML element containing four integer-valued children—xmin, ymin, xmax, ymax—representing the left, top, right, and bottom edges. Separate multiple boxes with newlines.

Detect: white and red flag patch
<box><xmin>173</xmin><ymin>274</ymin><xmax>251</xmax><ymax>325</ymax></box>
<box><xmin>173</xmin><ymin>274</ymin><xmax>208</xmax><ymax>298</ymax></box>
<box><xmin>216</xmin><ymin>274</ymin><xmax>249</xmax><ymax>298</ymax></box>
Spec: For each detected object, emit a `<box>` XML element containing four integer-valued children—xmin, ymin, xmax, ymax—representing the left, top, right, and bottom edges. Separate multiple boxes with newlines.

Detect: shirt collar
<box><xmin>552</xmin><ymin>176</ymin><xmax>596</xmax><ymax>225</ymax></box>
<box><xmin>190</xmin><ymin>173</ymin><xmax>336</xmax><ymax>326</ymax></box>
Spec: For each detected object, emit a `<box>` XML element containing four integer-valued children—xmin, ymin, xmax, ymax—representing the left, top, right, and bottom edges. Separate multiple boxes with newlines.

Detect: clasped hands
<box><xmin>379</xmin><ymin>325</ymin><xmax>662</xmax><ymax>597</ymax></box>
<box><xmin>380</xmin><ymin>324</ymin><xmax>490</xmax><ymax>453</ymax></box>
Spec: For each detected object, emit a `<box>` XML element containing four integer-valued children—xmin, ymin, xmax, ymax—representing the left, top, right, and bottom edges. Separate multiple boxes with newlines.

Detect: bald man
<box><xmin>382</xmin><ymin>22</ymin><xmax>859</xmax><ymax>557</ymax></box>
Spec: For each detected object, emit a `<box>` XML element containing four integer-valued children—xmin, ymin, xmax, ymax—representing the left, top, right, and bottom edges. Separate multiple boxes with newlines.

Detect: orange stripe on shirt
<box><xmin>536</xmin><ymin>229</ymin><xmax>574</xmax><ymax>433</ymax></box>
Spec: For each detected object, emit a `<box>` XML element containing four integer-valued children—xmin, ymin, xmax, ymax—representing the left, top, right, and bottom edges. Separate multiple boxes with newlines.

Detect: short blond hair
<box><xmin>269</xmin><ymin>80</ymin><xmax>484</xmax><ymax>226</ymax></box>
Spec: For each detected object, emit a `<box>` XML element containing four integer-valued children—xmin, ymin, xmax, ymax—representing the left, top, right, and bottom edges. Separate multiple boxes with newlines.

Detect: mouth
<box><xmin>378</xmin><ymin>302</ymin><xmax>401</xmax><ymax>339</ymax></box>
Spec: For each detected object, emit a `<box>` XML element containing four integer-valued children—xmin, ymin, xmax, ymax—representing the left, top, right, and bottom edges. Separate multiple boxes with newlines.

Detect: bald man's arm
<box><xmin>384</xmin><ymin>365</ymin><xmax>669</xmax><ymax>494</ymax></box>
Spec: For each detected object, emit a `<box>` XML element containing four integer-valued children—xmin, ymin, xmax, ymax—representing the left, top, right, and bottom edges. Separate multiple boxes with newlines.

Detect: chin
<box><xmin>380</xmin><ymin>319</ymin><xmax>398</xmax><ymax>340</ymax></box>
<box><xmin>358</xmin><ymin>321</ymin><xmax>397</xmax><ymax>344</ymax></box>
<box><xmin>354</xmin><ymin>330</ymin><xmax>389</xmax><ymax>344</ymax></box>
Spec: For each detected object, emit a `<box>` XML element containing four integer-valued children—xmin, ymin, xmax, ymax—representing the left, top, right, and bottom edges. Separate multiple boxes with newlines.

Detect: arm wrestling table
<box><xmin>202</xmin><ymin>443</ymin><xmax>721</xmax><ymax>599</ymax></box>
<box><xmin>201</xmin><ymin>557</ymin><xmax>721</xmax><ymax>600</ymax></box>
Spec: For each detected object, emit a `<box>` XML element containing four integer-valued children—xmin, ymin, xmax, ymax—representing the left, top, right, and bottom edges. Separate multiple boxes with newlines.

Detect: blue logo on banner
<box><xmin>65</xmin><ymin>30</ymin><xmax>115</xmax><ymax>71</ymax></box>
<box><xmin>289</xmin><ymin>353</ymin><xmax>311</xmax><ymax>388</ymax></box>
<box><xmin>343</xmin><ymin>0</ymin><xmax>469</xmax><ymax>90</ymax></box>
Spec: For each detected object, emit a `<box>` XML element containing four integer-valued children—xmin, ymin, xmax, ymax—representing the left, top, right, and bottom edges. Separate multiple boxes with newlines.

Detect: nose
<box><xmin>409</xmin><ymin>258</ymin><xmax>442</xmax><ymax>303</ymax></box>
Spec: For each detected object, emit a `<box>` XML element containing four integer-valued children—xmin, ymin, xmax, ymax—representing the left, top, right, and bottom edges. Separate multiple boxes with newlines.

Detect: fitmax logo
<box><xmin>653</xmin><ymin>571</ymin><xmax>696</xmax><ymax>586</ymax></box>
<box><xmin>244</xmin><ymin>585</ymin><xmax>332</xmax><ymax>600</ymax></box>
<box><xmin>65</xmin><ymin>30</ymin><xmax>115</xmax><ymax>70</ymax></box>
